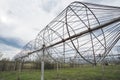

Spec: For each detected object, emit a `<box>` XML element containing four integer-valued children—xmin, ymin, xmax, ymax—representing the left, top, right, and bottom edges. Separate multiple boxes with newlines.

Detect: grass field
<box><xmin>0</xmin><ymin>65</ymin><xmax>120</xmax><ymax>80</ymax></box>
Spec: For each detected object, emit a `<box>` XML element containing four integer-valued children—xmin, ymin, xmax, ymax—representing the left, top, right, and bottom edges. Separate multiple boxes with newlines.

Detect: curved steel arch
<box><xmin>14</xmin><ymin>1</ymin><xmax>120</xmax><ymax>65</ymax></box>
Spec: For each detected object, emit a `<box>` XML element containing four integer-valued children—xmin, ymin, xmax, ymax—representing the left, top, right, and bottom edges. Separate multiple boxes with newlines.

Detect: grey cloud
<box><xmin>84</xmin><ymin>0</ymin><xmax>103</xmax><ymax>3</ymax></box>
<box><xmin>0</xmin><ymin>36</ymin><xmax>23</xmax><ymax>49</ymax></box>
<box><xmin>84</xmin><ymin>0</ymin><xmax>120</xmax><ymax>6</ymax></box>
<box><xmin>40</xmin><ymin>0</ymin><xmax>59</xmax><ymax>12</ymax></box>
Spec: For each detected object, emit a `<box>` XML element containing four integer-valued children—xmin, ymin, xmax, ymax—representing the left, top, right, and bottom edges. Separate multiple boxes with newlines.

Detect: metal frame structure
<box><xmin>13</xmin><ymin>1</ymin><xmax>120</xmax><ymax>80</ymax></box>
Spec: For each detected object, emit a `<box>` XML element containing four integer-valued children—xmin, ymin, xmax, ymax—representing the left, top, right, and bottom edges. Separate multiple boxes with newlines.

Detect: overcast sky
<box><xmin>0</xmin><ymin>0</ymin><xmax>120</xmax><ymax>59</ymax></box>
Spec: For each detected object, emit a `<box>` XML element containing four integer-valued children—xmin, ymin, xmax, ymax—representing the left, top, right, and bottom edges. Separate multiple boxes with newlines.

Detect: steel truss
<box><xmin>14</xmin><ymin>1</ymin><xmax>120</xmax><ymax>65</ymax></box>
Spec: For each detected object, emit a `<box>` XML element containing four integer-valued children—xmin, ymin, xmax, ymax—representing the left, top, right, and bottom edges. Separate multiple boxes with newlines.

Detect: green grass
<box><xmin>0</xmin><ymin>65</ymin><xmax>120</xmax><ymax>80</ymax></box>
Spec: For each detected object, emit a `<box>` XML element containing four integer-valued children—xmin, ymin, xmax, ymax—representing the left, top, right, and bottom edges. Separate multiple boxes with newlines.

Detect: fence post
<box><xmin>14</xmin><ymin>60</ymin><xmax>17</xmax><ymax>71</ymax></box>
<box><xmin>41</xmin><ymin>45</ymin><xmax>45</xmax><ymax>80</ymax></box>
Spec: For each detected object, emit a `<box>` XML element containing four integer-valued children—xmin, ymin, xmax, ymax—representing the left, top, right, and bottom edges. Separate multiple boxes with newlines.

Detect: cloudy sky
<box><xmin>0</xmin><ymin>0</ymin><xmax>120</xmax><ymax>59</ymax></box>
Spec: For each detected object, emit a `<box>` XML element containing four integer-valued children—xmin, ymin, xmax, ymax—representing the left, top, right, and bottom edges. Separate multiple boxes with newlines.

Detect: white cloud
<box><xmin>0</xmin><ymin>0</ymin><xmax>120</xmax><ymax>59</ymax></box>
<box><xmin>0</xmin><ymin>0</ymin><xmax>55</xmax><ymax>42</ymax></box>
<box><xmin>40</xmin><ymin>0</ymin><xmax>59</xmax><ymax>12</ymax></box>
<box><xmin>0</xmin><ymin>43</ymin><xmax>21</xmax><ymax>59</ymax></box>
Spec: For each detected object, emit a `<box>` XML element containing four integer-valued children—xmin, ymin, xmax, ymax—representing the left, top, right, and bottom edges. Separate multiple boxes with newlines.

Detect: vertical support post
<box><xmin>14</xmin><ymin>60</ymin><xmax>17</xmax><ymax>71</ymax></box>
<box><xmin>101</xmin><ymin>61</ymin><xmax>105</xmax><ymax>80</ymax></box>
<box><xmin>19</xmin><ymin>60</ymin><xmax>22</xmax><ymax>72</ymax></box>
<box><xmin>63</xmin><ymin>42</ymin><xmax>65</xmax><ymax>68</ymax></box>
<box><xmin>41</xmin><ymin>45</ymin><xmax>45</xmax><ymax>80</ymax></box>
<box><xmin>57</xmin><ymin>58</ymin><xmax>58</xmax><ymax>73</ymax></box>
<box><xmin>56</xmin><ymin>59</ymin><xmax>59</xmax><ymax>77</ymax></box>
